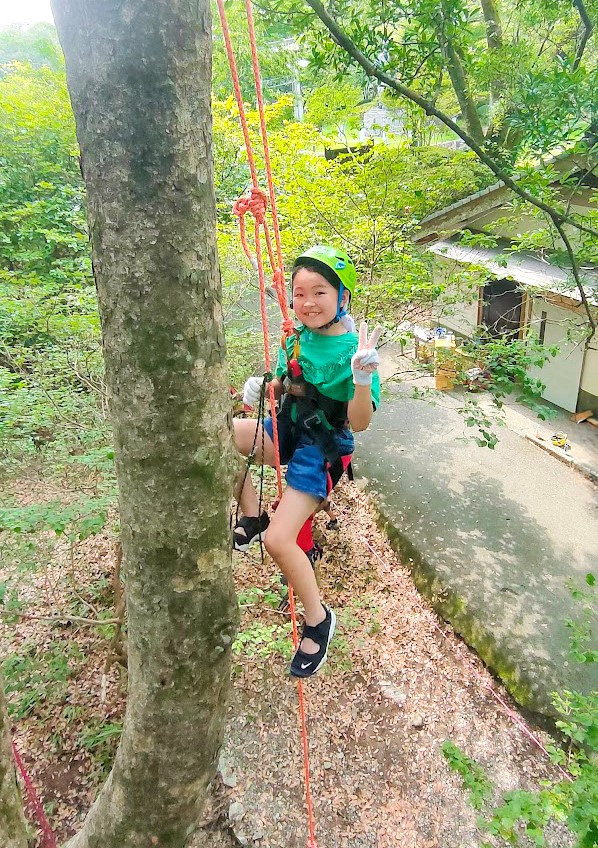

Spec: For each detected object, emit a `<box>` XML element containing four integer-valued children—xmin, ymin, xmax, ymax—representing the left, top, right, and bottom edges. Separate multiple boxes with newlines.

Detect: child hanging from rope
<box><xmin>233</xmin><ymin>245</ymin><xmax>381</xmax><ymax>678</ymax></box>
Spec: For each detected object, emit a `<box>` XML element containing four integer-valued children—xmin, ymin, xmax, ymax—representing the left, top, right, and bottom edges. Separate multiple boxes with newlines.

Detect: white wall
<box><xmin>527</xmin><ymin>300</ymin><xmax>586</xmax><ymax>412</ymax></box>
<box><xmin>580</xmin><ymin>344</ymin><xmax>598</xmax><ymax>397</ymax></box>
<box><xmin>430</xmin><ymin>255</ymin><xmax>590</xmax><ymax>412</ymax></box>
<box><xmin>436</xmin><ymin>298</ymin><xmax>479</xmax><ymax>337</ymax></box>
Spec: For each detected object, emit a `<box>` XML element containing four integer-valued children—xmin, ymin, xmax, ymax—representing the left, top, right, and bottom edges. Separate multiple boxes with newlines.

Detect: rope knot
<box><xmin>234</xmin><ymin>187</ymin><xmax>268</xmax><ymax>223</ymax></box>
<box><xmin>232</xmin><ymin>196</ymin><xmax>250</xmax><ymax>218</ymax></box>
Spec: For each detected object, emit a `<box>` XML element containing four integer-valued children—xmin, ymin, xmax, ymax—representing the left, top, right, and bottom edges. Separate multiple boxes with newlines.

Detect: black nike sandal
<box><xmin>289</xmin><ymin>605</ymin><xmax>336</xmax><ymax>678</ymax></box>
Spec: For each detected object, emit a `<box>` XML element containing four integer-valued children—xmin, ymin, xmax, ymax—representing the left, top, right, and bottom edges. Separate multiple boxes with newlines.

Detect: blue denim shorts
<box><xmin>264</xmin><ymin>416</ymin><xmax>354</xmax><ymax>501</ymax></box>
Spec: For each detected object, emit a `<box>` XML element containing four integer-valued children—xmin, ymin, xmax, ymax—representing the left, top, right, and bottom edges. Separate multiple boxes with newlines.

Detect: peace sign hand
<box><xmin>351</xmin><ymin>322</ymin><xmax>383</xmax><ymax>386</ymax></box>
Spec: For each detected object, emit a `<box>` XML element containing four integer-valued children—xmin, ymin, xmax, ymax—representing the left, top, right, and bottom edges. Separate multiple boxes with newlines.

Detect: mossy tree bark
<box><xmin>49</xmin><ymin>1</ymin><xmax>238</xmax><ymax>845</ymax></box>
<box><xmin>0</xmin><ymin>683</ymin><xmax>27</xmax><ymax>848</ymax></box>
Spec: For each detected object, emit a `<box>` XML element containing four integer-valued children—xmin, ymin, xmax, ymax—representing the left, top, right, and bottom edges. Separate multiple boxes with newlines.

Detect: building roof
<box><xmin>430</xmin><ymin>238</ymin><xmax>598</xmax><ymax>307</ymax></box>
<box><xmin>418</xmin><ymin>179</ymin><xmax>507</xmax><ymax>236</ymax></box>
<box><xmin>416</xmin><ymin>150</ymin><xmax>597</xmax><ymax>244</ymax></box>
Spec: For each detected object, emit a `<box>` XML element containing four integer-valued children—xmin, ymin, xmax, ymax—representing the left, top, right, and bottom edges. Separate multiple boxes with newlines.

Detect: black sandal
<box><xmin>233</xmin><ymin>511</ymin><xmax>270</xmax><ymax>552</ymax></box>
<box><xmin>289</xmin><ymin>605</ymin><xmax>336</xmax><ymax>678</ymax></box>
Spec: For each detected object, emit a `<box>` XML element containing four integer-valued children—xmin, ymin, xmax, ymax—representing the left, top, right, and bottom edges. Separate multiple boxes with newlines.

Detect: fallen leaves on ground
<box><xmin>0</xmin><ymin>475</ymin><xmax>572</xmax><ymax>847</ymax></box>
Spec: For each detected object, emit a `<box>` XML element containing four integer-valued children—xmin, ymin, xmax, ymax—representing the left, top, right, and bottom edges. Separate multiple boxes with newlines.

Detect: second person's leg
<box><xmin>233</xmin><ymin>417</ymin><xmax>277</xmax><ymax>548</ymax></box>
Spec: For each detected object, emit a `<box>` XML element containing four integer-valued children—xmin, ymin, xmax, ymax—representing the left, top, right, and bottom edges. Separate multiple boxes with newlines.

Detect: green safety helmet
<box><xmin>292</xmin><ymin>244</ymin><xmax>357</xmax><ymax>298</ymax></box>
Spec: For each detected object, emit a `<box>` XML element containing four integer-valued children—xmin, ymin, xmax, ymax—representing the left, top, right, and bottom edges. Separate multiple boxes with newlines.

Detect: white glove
<box><xmin>243</xmin><ymin>375</ymin><xmax>264</xmax><ymax>407</ymax></box>
<box><xmin>351</xmin><ymin>322</ymin><xmax>382</xmax><ymax>386</ymax></box>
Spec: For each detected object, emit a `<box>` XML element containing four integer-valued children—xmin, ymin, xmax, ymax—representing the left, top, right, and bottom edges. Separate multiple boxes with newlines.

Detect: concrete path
<box><xmin>354</xmin><ymin>375</ymin><xmax>598</xmax><ymax>719</ymax></box>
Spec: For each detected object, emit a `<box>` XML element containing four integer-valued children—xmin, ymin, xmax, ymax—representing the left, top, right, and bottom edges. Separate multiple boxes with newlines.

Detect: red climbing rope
<box><xmin>214</xmin><ymin>1</ymin><xmax>319</xmax><ymax>845</ymax></box>
<box><xmin>12</xmin><ymin>741</ymin><xmax>57</xmax><ymax>848</ymax></box>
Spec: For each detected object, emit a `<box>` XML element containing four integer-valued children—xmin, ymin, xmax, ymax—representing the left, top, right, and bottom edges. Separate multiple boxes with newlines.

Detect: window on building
<box><xmin>481</xmin><ymin>278</ymin><xmax>523</xmax><ymax>339</ymax></box>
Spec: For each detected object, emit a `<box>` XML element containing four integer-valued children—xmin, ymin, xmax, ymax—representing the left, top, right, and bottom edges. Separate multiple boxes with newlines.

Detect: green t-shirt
<box><xmin>276</xmin><ymin>327</ymin><xmax>381</xmax><ymax>408</ymax></box>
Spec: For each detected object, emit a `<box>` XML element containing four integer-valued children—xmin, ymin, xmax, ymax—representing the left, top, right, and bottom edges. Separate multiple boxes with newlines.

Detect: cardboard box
<box><xmin>435</xmin><ymin>372</ymin><xmax>455</xmax><ymax>391</ymax></box>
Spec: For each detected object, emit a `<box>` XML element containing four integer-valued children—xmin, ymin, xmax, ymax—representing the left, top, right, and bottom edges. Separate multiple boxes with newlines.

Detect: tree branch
<box><xmin>572</xmin><ymin>0</ymin><xmax>594</xmax><ymax>71</ymax></box>
<box><xmin>305</xmin><ymin>0</ymin><xmax>597</xmax><ymax>233</ymax></box>
<box><xmin>480</xmin><ymin>0</ymin><xmax>503</xmax><ymax>51</ymax></box>
<box><xmin>552</xmin><ymin>219</ymin><xmax>596</xmax><ymax>344</ymax></box>
<box><xmin>437</xmin><ymin>3</ymin><xmax>485</xmax><ymax>144</ymax></box>
<box><xmin>479</xmin><ymin>0</ymin><xmax>504</xmax><ymax>119</ymax></box>
<box><xmin>304</xmin><ymin>0</ymin><xmax>598</xmax><ymax>332</ymax></box>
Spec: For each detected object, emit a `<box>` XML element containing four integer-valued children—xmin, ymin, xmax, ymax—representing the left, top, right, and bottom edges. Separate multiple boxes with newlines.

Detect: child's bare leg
<box><xmin>265</xmin><ymin>486</ymin><xmax>326</xmax><ymax>655</ymax></box>
<box><xmin>323</xmin><ymin>498</ymin><xmax>339</xmax><ymax>528</ymax></box>
<box><xmin>233</xmin><ymin>418</ymin><xmax>276</xmax><ymax>516</ymax></box>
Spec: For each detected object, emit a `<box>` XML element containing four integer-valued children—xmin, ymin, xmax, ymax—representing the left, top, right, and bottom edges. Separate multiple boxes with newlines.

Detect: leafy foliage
<box><xmin>213</xmin><ymin>94</ymin><xmax>493</xmax><ymax>336</ymax></box>
<box><xmin>0</xmin><ymin>23</ymin><xmax>63</xmax><ymax>71</ymax></box>
<box><xmin>80</xmin><ymin>720</ymin><xmax>124</xmax><ymax>778</ymax></box>
<box><xmin>441</xmin><ymin>740</ymin><xmax>493</xmax><ymax>809</ymax></box>
<box><xmin>566</xmin><ymin>573</ymin><xmax>598</xmax><ymax>666</ymax></box>
<box><xmin>0</xmin><ymin>60</ymin><xmax>105</xmax><ymax>462</ymax></box>
<box><xmin>2</xmin><ymin>640</ymin><xmax>83</xmax><ymax>719</ymax></box>
<box><xmin>0</xmin><ymin>495</ymin><xmax>111</xmax><ymax>540</ymax></box>
<box><xmin>272</xmin><ymin>0</ymin><xmax>598</xmax><ymax>161</ymax></box>
<box><xmin>211</xmin><ymin>0</ymin><xmax>297</xmax><ymax>102</ymax></box>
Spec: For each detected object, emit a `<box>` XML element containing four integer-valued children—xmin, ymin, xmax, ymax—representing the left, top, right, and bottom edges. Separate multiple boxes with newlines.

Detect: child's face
<box><xmin>291</xmin><ymin>268</ymin><xmax>349</xmax><ymax>330</ymax></box>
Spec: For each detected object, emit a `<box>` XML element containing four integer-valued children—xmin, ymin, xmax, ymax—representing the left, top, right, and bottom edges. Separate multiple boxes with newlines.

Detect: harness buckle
<box><xmin>302</xmin><ymin>413</ymin><xmax>321</xmax><ymax>431</ymax></box>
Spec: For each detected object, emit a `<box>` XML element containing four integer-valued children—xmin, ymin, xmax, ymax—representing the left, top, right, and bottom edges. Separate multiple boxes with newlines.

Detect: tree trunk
<box><xmin>479</xmin><ymin>0</ymin><xmax>504</xmax><ymax>121</ymax></box>
<box><xmin>437</xmin><ymin>0</ymin><xmax>485</xmax><ymax>145</ymax></box>
<box><xmin>442</xmin><ymin>40</ymin><xmax>486</xmax><ymax>145</ymax></box>
<box><xmin>0</xmin><ymin>683</ymin><xmax>27</xmax><ymax>848</ymax></box>
<box><xmin>50</xmin><ymin>1</ymin><xmax>238</xmax><ymax>846</ymax></box>
<box><xmin>480</xmin><ymin>0</ymin><xmax>503</xmax><ymax>52</ymax></box>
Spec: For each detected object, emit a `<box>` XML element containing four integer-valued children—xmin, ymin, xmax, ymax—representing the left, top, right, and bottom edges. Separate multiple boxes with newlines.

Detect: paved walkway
<box><xmin>354</xmin><ymin>350</ymin><xmax>598</xmax><ymax>719</ymax></box>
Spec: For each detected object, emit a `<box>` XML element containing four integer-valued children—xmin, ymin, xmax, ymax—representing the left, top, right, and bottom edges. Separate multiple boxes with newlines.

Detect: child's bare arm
<box><xmin>347</xmin><ymin>322</ymin><xmax>381</xmax><ymax>431</ymax></box>
<box><xmin>348</xmin><ymin>385</ymin><xmax>374</xmax><ymax>432</ymax></box>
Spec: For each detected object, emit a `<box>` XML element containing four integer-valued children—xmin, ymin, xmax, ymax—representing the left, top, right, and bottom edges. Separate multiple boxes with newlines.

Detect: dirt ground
<box><xmin>1</xmin><ymin>476</ymin><xmax>572</xmax><ymax>848</ymax></box>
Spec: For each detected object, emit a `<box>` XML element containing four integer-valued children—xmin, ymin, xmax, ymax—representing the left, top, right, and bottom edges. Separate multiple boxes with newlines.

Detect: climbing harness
<box><xmin>280</xmin><ymin>337</ymin><xmax>351</xmax><ymax>472</ymax></box>
<box><xmin>215</xmin><ymin>1</ymin><xmax>322</xmax><ymax>844</ymax></box>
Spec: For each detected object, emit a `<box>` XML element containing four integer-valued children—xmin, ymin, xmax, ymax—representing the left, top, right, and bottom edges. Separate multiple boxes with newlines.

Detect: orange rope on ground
<box><xmin>12</xmin><ymin>742</ymin><xmax>57</xmax><ymax>848</ymax></box>
<box><xmin>214</xmin><ymin>2</ymin><xmax>319</xmax><ymax>845</ymax></box>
